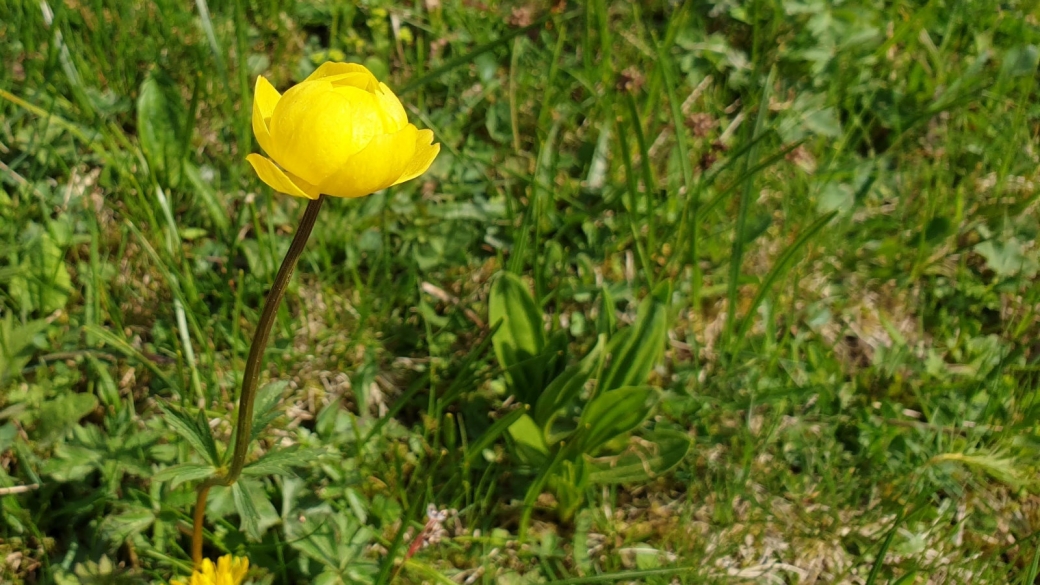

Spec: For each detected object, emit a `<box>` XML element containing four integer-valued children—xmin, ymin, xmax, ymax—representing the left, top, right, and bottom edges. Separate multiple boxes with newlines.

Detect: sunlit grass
<box><xmin>1</xmin><ymin>0</ymin><xmax>1039</xmax><ymax>583</ymax></box>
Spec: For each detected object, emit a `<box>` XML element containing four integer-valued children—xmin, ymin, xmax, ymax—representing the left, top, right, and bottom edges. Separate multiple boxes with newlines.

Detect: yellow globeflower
<box><xmin>247</xmin><ymin>62</ymin><xmax>440</xmax><ymax>199</ymax></box>
<box><xmin>171</xmin><ymin>555</ymin><xmax>249</xmax><ymax>585</ymax></box>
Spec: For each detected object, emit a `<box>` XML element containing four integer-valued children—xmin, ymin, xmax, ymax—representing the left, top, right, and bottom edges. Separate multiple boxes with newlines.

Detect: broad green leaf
<box><xmin>137</xmin><ymin>69</ymin><xmax>187</xmax><ymax>188</ymax></box>
<box><xmin>575</xmin><ymin>386</ymin><xmax>659</xmax><ymax>455</ymax></box>
<box><xmin>508</xmin><ymin>413</ymin><xmax>549</xmax><ymax>464</ymax></box>
<box><xmin>534</xmin><ymin>334</ymin><xmax>606</xmax><ymax>434</ymax></box>
<box><xmin>157</xmin><ymin>404</ymin><xmax>221</xmax><ymax>466</ymax></box>
<box><xmin>588</xmin><ymin>429</ymin><xmax>692</xmax><ymax>484</ymax></box>
<box><xmin>152</xmin><ymin>463</ymin><xmax>217</xmax><ymax>488</ymax></box>
<box><xmin>489</xmin><ymin>272</ymin><xmax>546</xmax><ymax>403</ymax></box>
<box><xmin>232</xmin><ymin>481</ymin><xmax>261</xmax><ymax>541</ymax></box>
<box><xmin>242</xmin><ymin>445</ymin><xmax>319</xmax><ymax>477</ymax></box>
<box><xmin>599</xmin><ymin>282</ymin><xmax>670</xmax><ymax>392</ymax></box>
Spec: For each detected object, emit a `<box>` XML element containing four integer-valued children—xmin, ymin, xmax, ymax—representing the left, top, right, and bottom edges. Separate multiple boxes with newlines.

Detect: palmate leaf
<box><xmin>232</xmin><ymin>481</ymin><xmax>261</xmax><ymax>541</ymax></box>
<box><xmin>157</xmin><ymin>403</ymin><xmax>220</xmax><ymax>466</ymax></box>
<box><xmin>250</xmin><ymin>380</ymin><xmax>288</xmax><ymax>443</ymax></box>
<box><xmin>99</xmin><ymin>506</ymin><xmax>156</xmax><ymax>544</ymax></box>
<box><xmin>152</xmin><ymin>463</ymin><xmax>217</xmax><ymax>488</ymax></box>
<box><xmin>241</xmin><ymin>445</ymin><xmax>321</xmax><ymax>478</ymax></box>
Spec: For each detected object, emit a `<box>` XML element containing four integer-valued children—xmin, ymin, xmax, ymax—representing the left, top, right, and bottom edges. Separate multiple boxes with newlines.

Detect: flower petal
<box><xmin>269</xmin><ymin>81</ymin><xmax>386</xmax><ymax>185</ymax></box>
<box><xmin>393</xmin><ymin>128</ymin><xmax>440</xmax><ymax>186</ymax></box>
<box><xmin>375</xmin><ymin>82</ymin><xmax>407</xmax><ymax>133</ymax></box>
<box><xmin>319</xmin><ymin>125</ymin><xmax>418</xmax><ymax>198</ymax></box>
<box><xmin>253</xmin><ymin>75</ymin><xmax>281</xmax><ymax>118</ymax></box>
<box><xmin>304</xmin><ymin>62</ymin><xmax>378</xmax><ymax>90</ymax></box>
<box><xmin>252</xmin><ymin>76</ymin><xmax>281</xmax><ymax>158</ymax></box>
<box><xmin>246</xmin><ymin>154</ymin><xmax>320</xmax><ymax>199</ymax></box>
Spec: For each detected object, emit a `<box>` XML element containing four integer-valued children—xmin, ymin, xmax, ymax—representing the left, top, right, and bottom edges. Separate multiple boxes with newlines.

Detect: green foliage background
<box><xmin>2</xmin><ymin>0</ymin><xmax>1040</xmax><ymax>583</ymax></box>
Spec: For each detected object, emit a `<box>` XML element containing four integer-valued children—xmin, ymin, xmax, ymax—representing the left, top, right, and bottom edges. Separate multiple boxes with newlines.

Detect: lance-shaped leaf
<box><xmin>489</xmin><ymin>272</ymin><xmax>546</xmax><ymax>403</ymax></box>
<box><xmin>508</xmin><ymin>413</ymin><xmax>550</xmax><ymax>465</ymax></box>
<box><xmin>575</xmin><ymin>386</ymin><xmax>658</xmax><ymax>455</ymax></box>
<box><xmin>588</xmin><ymin>429</ymin><xmax>692</xmax><ymax>484</ymax></box>
<box><xmin>599</xmin><ymin>281</ymin><xmax>670</xmax><ymax>392</ymax></box>
<box><xmin>464</xmin><ymin>407</ymin><xmax>526</xmax><ymax>465</ymax></box>
<box><xmin>534</xmin><ymin>334</ymin><xmax>606</xmax><ymax>438</ymax></box>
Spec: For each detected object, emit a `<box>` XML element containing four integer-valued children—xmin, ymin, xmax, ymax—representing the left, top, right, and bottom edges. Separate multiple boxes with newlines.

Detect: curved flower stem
<box><xmin>190</xmin><ymin>194</ymin><xmax>326</xmax><ymax>565</ymax></box>
<box><xmin>226</xmin><ymin>194</ymin><xmax>325</xmax><ymax>482</ymax></box>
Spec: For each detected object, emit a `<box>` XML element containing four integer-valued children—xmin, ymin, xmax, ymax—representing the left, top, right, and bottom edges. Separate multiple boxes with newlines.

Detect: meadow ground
<box><xmin>2</xmin><ymin>1</ymin><xmax>1040</xmax><ymax>583</ymax></box>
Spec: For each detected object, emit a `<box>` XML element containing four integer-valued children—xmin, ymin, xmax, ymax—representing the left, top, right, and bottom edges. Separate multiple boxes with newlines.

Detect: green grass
<box><xmin>2</xmin><ymin>0</ymin><xmax>1040</xmax><ymax>583</ymax></box>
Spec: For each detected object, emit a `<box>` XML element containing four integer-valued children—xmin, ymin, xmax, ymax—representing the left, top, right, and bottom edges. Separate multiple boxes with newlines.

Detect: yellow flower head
<box><xmin>247</xmin><ymin>62</ymin><xmax>440</xmax><ymax>199</ymax></box>
<box><xmin>171</xmin><ymin>555</ymin><xmax>249</xmax><ymax>585</ymax></box>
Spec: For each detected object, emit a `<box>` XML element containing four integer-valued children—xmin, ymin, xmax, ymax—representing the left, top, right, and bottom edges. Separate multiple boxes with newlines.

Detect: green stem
<box><xmin>227</xmin><ymin>195</ymin><xmax>325</xmax><ymax>482</ymax></box>
<box><xmin>189</xmin><ymin>195</ymin><xmax>325</xmax><ymax>564</ymax></box>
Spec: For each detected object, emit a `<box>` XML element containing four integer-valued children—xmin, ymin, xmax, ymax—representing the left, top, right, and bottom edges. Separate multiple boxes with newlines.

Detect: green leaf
<box><xmin>588</xmin><ymin>429</ymin><xmax>692</xmax><ymax>484</ymax></box>
<box><xmin>464</xmin><ymin>407</ymin><xmax>526</xmax><ymax>465</ymax></box>
<box><xmin>250</xmin><ymin>380</ymin><xmax>288</xmax><ymax>443</ymax></box>
<box><xmin>490</xmin><ymin>272</ymin><xmax>546</xmax><ymax>403</ymax></box>
<box><xmin>975</xmin><ymin>237</ymin><xmax>1038</xmax><ymax>278</ymax></box>
<box><xmin>735</xmin><ymin>210</ymin><xmax>838</xmax><ymax>341</ymax></box>
<box><xmin>0</xmin><ymin>314</ymin><xmax>48</xmax><ymax>383</ymax></box>
<box><xmin>152</xmin><ymin>463</ymin><xmax>217</xmax><ymax>488</ymax></box>
<box><xmin>137</xmin><ymin>69</ymin><xmax>187</xmax><ymax>188</ymax></box>
<box><xmin>232</xmin><ymin>481</ymin><xmax>261</xmax><ymax>541</ymax></box>
<box><xmin>508</xmin><ymin>413</ymin><xmax>550</xmax><ymax>464</ymax></box>
<box><xmin>157</xmin><ymin>403</ymin><xmax>221</xmax><ymax>466</ymax></box>
<box><xmin>931</xmin><ymin>451</ymin><xmax>1026</xmax><ymax>488</ymax></box>
<box><xmin>9</xmin><ymin>224</ymin><xmax>72</xmax><ymax>315</ymax></box>
<box><xmin>182</xmin><ymin>162</ymin><xmax>229</xmax><ymax>231</ymax></box>
<box><xmin>575</xmin><ymin>386</ymin><xmax>659</xmax><ymax>455</ymax></box>
<box><xmin>534</xmin><ymin>334</ymin><xmax>606</xmax><ymax>435</ymax></box>
<box><xmin>242</xmin><ymin>445</ymin><xmax>319</xmax><ymax>477</ymax></box>
<box><xmin>99</xmin><ymin>507</ymin><xmax>156</xmax><ymax>544</ymax></box>
<box><xmin>1002</xmin><ymin>44</ymin><xmax>1039</xmax><ymax>78</ymax></box>
<box><xmin>41</xmin><ymin>443</ymin><xmax>101</xmax><ymax>481</ymax></box>
<box><xmin>548</xmin><ymin>458</ymin><xmax>588</xmax><ymax>522</ymax></box>
<box><xmin>599</xmin><ymin>282</ymin><xmax>670</xmax><ymax>392</ymax></box>
<box><xmin>36</xmin><ymin>393</ymin><xmax>98</xmax><ymax>443</ymax></box>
